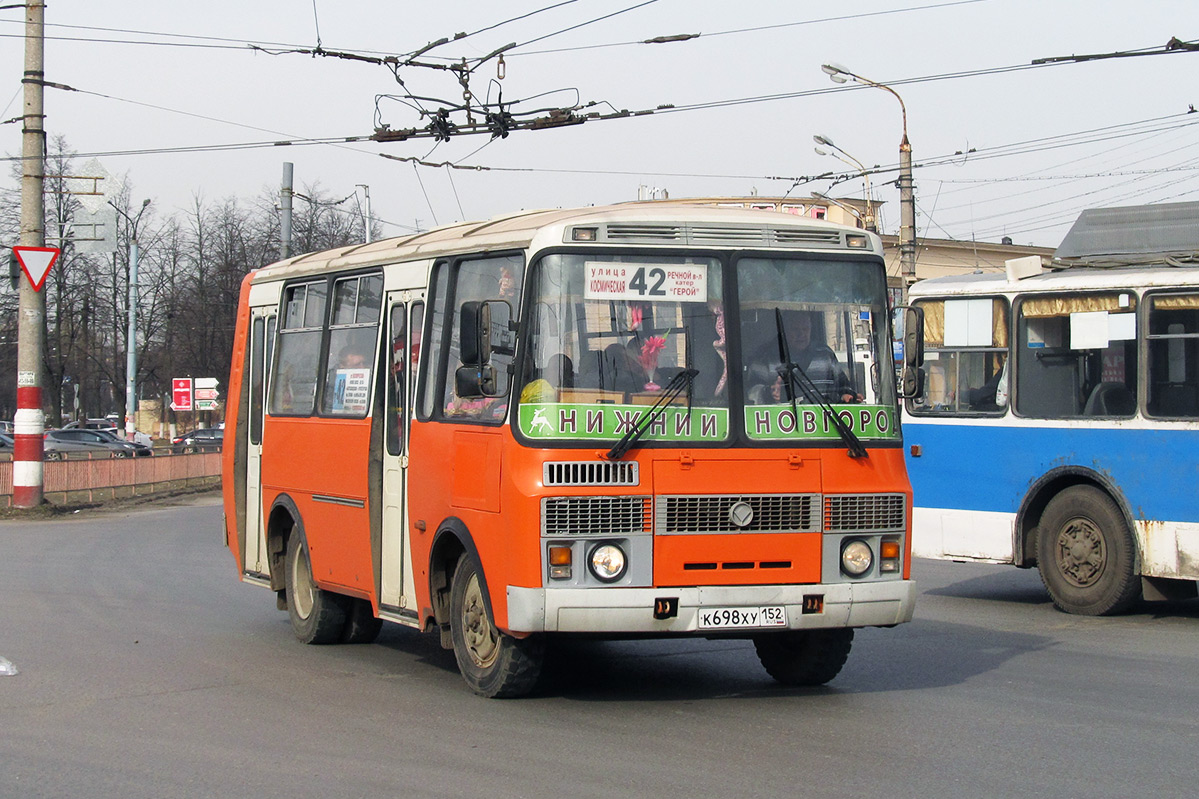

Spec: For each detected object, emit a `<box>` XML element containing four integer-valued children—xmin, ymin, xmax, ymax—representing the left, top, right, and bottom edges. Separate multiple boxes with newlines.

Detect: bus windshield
<box><xmin>516</xmin><ymin>251</ymin><xmax>897</xmax><ymax>446</ymax></box>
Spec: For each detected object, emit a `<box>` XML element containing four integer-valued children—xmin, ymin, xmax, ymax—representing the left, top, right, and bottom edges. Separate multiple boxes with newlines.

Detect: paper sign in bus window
<box><xmin>584</xmin><ymin>262</ymin><xmax>708</xmax><ymax>302</ymax></box>
<box><xmin>944</xmin><ymin>299</ymin><xmax>993</xmax><ymax>347</ymax></box>
<box><xmin>332</xmin><ymin>368</ymin><xmax>370</xmax><ymax>413</ymax></box>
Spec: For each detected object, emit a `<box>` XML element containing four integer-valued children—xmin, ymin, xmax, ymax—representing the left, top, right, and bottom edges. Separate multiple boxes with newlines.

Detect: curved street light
<box><xmin>812</xmin><ymin>134</ymin><xmax>876</xmax><ymax>232</ymax></box>
<box><xmin>109</xmin><ymin>197</ymin><xmax>152</xmax><ymax>441</ymax></box>
<box><xmin>821</xmin><ymin>63</ymin><xmax>915</xmax><ymax>287</ymax></box>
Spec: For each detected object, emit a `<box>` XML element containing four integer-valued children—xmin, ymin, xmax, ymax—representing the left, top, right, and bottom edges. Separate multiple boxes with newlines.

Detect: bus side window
<box><xmin>322</xmin><ymin>274</ymin><xmax>383</xmax><ymax>417</ymax></box>
<box><xmin>270</xmin><ymin>281</ymin><xmax>327</xmax><ymax>416</ymax></box>
<box><xmin>1147</xmin><ymin>292</ymin><xmax>1199</xmax><ymax>418</ymax></box>
<box><xmin>440</xmin><ymin>255</ymin><xmax>523</xmax><ymax>422</ymax></box>
<box><xmin>1016</xmin><ymin>292</ymin><xmax>1137</xmax><ymax>419</ymax></box>
<box><xmin>909</xmin><ymin>297</ymin><xmax>1008</xmax><ymax>415</ymax></box>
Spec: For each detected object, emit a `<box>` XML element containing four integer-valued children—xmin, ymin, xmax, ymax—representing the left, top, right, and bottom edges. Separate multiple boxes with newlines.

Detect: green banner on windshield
<box><xmin>744</xmin><ymin>404</ymin><xmax>899</xmax><ymax>441</ymax></box>
<box><xmin>516</xmin><ymin>402</ymin><xmax>898</xmax><ymax>442</ymax></box>
<box><xmin>517</xmin><ymin>403</ymin><xmax>729</xmax><ymax>442</ymax></box>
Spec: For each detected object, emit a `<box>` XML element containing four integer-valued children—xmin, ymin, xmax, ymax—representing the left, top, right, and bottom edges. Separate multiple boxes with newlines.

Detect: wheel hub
<box><xmin>291</xmin><ymin>544</ymin><xmax>315</xmax><ymax>619</ymax></box>
<box><xmin>1055</xmin><ymin>518</ymin><xmax>1107</xmax><ymax>588</ymax></box>
<box><xmin>462</xmin><ymin>575</ymin><xmax>500</xmax><ymax>669</ymax></box>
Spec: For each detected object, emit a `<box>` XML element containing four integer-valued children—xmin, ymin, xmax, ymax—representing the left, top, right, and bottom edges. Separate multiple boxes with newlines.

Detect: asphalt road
<box><xmin>2</xmin><ymin>495</ymin><xmax>1197</xmax><ymax>799</ymax></box>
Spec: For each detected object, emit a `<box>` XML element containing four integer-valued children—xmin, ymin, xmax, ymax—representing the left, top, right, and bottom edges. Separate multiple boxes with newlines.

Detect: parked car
<box><xmin>63</xmin><ymin>419</ymin><xmax>153</xmax><ymax>448</ymax></box>
<box><xmin>44</xmin><ymin>429</ymin><xmax>150</xmax><ymax>459</ymax></box>
<box><xmin>172</xmin><ymin>428</ymin><xmax>223</xmax><ymax>454</ymax></box>
<box><xmin>0</xmin><ymin>431</ymin><xmax>12</xmax><ymax>449</ymax></box>
<box><xmin>0</xmin><ymin>421</ymin><xmax>13</xmax><ymax>434</ymax></box>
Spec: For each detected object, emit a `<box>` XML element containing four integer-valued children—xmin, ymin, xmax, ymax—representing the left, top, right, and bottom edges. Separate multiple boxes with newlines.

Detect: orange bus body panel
<box><xmin>221</xmin><ymin>274</ymin><xmax>254</xmax><ymax>570</ymax></box>
<box><xmin>261</xmin><ymin>416</ymin><xmax>374</xmax><ymax>597</ymax></box>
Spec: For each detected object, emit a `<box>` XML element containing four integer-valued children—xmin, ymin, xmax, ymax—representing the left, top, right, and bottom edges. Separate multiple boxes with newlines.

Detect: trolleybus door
<box><xmin>244</xmin><ymin>310</ymin><xmax>275</xmax><ymax>578</ymax></box>
<box><xmin>379</xmin><ymin>296</ymin><xmax>421</xmax><ymax>617</ymax></box>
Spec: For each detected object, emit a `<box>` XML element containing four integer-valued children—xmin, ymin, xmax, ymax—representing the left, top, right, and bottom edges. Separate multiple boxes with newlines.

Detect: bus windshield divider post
<box><xmin>775</xmin><ymin>308</ymin><xmax>867</xmax><ymax>459</ymax></box>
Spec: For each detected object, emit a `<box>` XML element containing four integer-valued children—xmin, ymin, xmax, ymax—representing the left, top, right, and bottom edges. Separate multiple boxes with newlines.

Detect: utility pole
<box><xmin>280</xmin><ymin>162</ymin><xmax>293</xmax><ymax>260</ymax></box>
<box><xmin>357</xmin><ymin>184</ymin><xmax>373</xmax><ymax>244</ymax></box>
<box><xmin>14</xmin><ymin>2</ymin><xmax>46</xmax><ymax>508</ymax></box>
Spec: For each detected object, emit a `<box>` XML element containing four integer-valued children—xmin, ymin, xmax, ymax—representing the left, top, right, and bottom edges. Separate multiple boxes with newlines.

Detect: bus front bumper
<box><xmin>505</xmin><ymin>580</ymin><xmax>916</xmax><ymax>635</ymax></box>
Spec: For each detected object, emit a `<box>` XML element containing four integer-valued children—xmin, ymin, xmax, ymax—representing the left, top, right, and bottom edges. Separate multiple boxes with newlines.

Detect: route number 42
<box><xmin>628</xmin><ymin>267</ymin><xmax>667</xmax><ymax>297</ymax></box>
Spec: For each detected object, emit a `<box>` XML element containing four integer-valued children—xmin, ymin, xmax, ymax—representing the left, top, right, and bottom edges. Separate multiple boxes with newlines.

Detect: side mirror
<box><xmin>455</xmin><ymin>364</ymin><xmax>498</xmax><ymax>398</ymax></box>
<box><xmin>902</xmin><ymin>306</ymin><xmax>925</xmax><ymax>369</ymax></box>
<box><xmin>901</xmin><ymin>365</ymin><xmax>925</xmax><ymax>400</ymax></box>
<box><xmin>459</xmin><ymin>301</ymin><xmax>492</xmax><ymax>367</ymax></box>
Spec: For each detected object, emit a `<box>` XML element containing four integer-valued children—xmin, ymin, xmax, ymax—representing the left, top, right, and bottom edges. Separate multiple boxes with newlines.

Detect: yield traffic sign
<box><xmin>12</xmin><ymin>246</ymin><xmax>60</xmax><ymax>292</ymax></box>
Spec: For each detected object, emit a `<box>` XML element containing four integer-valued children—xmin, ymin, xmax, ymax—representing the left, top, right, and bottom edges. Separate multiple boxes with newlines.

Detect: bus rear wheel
<box><xmin>753</xmin><ymin>628</ymin><xmax>854</xmax><ymax>686</ymax></box>
<box><xmin>1037</xmin><ymin>485</ymin><xmax>1141</xmax><ymax>616</ymax></box>
<box><xmin>285</xmin><ymin>529</ymin><xmax>349</xmax><ymax>643</ymax></box>
<box><xmin>449</xmin><ymin>556</ymin><xmax>543</xmax><ymax>698</ymax></box>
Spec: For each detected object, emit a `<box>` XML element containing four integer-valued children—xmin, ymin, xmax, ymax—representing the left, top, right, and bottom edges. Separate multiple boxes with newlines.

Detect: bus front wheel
<box><xmin>285</xmin><ymin>529</ymin><xmax>349</xmax><ymax>643</ymax></box>
<box><xmin>1037</xmin><ymin>485</ymin><xmax>1141</xmax><ymax>616</ymax></box>
<box><xmin>449</xmin><ymin>556</ymin><xmax>543</xmax><ymax>698</ymax></box>
<box><xmin>753</xmin><ymin>628</ymin><xmax>854</xmax><ymax>686</ymax></box>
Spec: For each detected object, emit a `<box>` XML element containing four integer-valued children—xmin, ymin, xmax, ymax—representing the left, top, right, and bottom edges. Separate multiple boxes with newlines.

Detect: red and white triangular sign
<box><xmin>13</xmin><ymin>246</ymin><xmax>60</xmax><ymax>292</ymax></box>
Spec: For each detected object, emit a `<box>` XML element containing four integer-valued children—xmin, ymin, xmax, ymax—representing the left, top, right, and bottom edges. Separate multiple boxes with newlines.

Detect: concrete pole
<box><xmin>124</xmin><ymin>236</ymin><xmax>138</xmax><ymax>440</ymax></box>
<box><xmin>898</xmin><ymin>138</ymin><xmax>916</xmax><ymax>293</ymax></box>
<box><xmin>14</xmin><ymin>2</ymin><xmax>46</xmax><ymax>508</ymax></box>
<box><xmin>362</xmin><ymin>184</ymin><xmax>373</xmax><ymax>244</ymax></box>
<box><xmin>280</xmin><ymin>162</ymin><xmax>293</xmax><ymax>260</ymax></box>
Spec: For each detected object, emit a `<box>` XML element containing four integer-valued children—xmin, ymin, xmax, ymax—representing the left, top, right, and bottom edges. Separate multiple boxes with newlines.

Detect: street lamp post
<box><xmin>110</xmin><ymin>198</ymin><xmax>151</xmax><ymax>441</ymax></box>
<box><xmin>821</xmin><ymin>63</ymin><xmax>916</xmax><ymax>289</ymax></box>
<box><xmin>812</xmin><ymin>133</ymin><xmax>876</xmax><ymax>232</ymax></box>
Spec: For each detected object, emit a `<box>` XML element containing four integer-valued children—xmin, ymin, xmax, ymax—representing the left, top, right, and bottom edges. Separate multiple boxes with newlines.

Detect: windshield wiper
<box><xmin>774</xmin><ymin>308</ymin><xmax>867</xmax><ymax>459</ymax></box>
<box><xmin>605</xmin><ymin>367</ymin><xmax>698</xmax><ymax>461</ymax></box>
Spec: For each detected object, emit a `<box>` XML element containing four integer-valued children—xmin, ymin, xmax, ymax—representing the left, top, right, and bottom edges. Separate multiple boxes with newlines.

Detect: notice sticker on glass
<box><xmin>1070</xmin><ymin>311</ymin><xmax>1110</xmax><ymax>350</ymax></box>
<box><xmin>584</xmin><ymin>262</ymin><xmax>707</xmax><ymax>302</ymax></box>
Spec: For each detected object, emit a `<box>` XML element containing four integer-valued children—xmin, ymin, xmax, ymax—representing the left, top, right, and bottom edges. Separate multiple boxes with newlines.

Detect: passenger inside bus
<box><xmin>746</xmin><ymin>310</ymin><xmax>860</xmax><ymax>404</ymax></box>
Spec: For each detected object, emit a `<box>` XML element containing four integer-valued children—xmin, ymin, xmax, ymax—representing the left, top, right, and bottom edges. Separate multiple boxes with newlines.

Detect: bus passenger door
<box><xmin>244</xmin><ymin>311</ymin><xmax>275</xmax><ymax>578</ymax></box>
<box><xmin>379</xmin><ymin>296</ymin><xmax>423</xmax><ymax>619</ymax></box>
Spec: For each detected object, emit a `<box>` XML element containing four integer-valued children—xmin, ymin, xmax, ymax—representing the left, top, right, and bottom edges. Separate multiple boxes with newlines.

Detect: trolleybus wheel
<box><xmin>285</xmin><ymin>528</ymin><xmax>349</xmax><ymax>644</ymax></box>
<box><xmin>449</xmin><ymin>556</ymin><xmax>543</xmax><ymax>698</ymax></box>
<box><xmin>341</xmin><ymin>597</ymin><xmax>383</xmax><ymax>644</ymax></box>
<box><xmin>1037</xmin><ymin>485</ymin><xmax>1141</xmax><ymax>616</ymax></box>
<box><xmin>753</xmin><ymin>628</ymin><xmax>854</xmax><ymax>686</ymax></box>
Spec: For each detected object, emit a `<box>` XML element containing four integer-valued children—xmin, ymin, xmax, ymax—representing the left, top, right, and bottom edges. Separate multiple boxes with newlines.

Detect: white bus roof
<box><xmin>909</xmin><ymin>262</ymin><xmax>1199</xmax><ymax>298</ymax></box>
<box><xmin>251</xmin><ymin>202</ymin><xmax>882</xmax><ymax>283</ymax></box>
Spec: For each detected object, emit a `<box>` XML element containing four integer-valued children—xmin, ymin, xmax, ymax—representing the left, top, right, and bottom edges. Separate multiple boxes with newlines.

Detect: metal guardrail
<box><xmin>0</xmin><ymin>451</ymin><xmax>222</xmax><ymax>505</ymax></box>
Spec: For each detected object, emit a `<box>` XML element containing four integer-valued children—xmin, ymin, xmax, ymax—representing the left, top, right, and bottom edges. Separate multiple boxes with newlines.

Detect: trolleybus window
<box><xmin>1015</xmin><ymin>292</ymin><xmax>1137</xmax><ymax>418</ymax></box>
<box><xmin>910</xmin><ymin>297</ymin><xmax>1009</xmax><ymax>415</ymax></box>
<box><xmin>1146</xmin><ymin>292</ymin><xmax>1199</xmax><ymax>418</ymax></box>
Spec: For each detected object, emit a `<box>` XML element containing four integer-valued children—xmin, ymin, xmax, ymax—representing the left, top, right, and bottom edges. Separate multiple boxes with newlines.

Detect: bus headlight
<box><xmin>840</xmin><ymin>539</ymin><xmax>873</xmax><ymax>577</ymax></box>
<box><xmin>588</xmin><ymin>543</ymin><xmax>627</xmax><ymax>583</ymax></box>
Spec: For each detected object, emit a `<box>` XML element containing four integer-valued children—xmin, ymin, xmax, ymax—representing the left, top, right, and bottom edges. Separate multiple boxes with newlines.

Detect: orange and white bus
<box><xmin>222</xmin><ymin>203</ymin><xmax>919</xmax><ymax>697</ymax></box>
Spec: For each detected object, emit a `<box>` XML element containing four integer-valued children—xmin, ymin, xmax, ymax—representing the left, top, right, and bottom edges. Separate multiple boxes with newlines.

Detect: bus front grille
<box><xmin>542</xmin><ymin>496</ymin><xmax>652</xmax><ymax>537</ymax></box>
<box><xmin>656</xmin><ymin>494</ymin><xmax>821</xmax><ymax>535</ymax></box>
<box><xmin>543</xmin><ymin>461</ymin><xmax>639</xmax><ymax>487</ymax></box>
<box><xmin>824</xmin><ymin>494</ymin><xmax>906</xmax><ymax>532</ymax></box>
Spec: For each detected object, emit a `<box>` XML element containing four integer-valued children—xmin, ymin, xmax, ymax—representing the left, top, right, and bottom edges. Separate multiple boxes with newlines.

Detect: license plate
<box><xmin>697</xmin><ymin>605</ymin><xmax>787</xmax><ymax>629</ymax></box>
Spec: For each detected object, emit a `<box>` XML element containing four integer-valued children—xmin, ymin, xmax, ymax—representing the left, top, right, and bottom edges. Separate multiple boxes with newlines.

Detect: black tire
<box><xmin>1037</xmin><ymin>485</ymin><xmax>1141</xmax><ymax>616</ymax></box>
<box><xmin>449</xmin><ymin>556</ymin><xmax>544</xmax><ymax>698</ymax></box>
<box><xmin>44</xmin><ymin>451</ymin><xmax>62</xmax><ymax>462</ymax></box>
<box><xmin>341</xmin><ymin>597</ymin><xmax>383</xmax><ymax>644</ymax></box>
<box><xmin>754</xmin><ymin>628</ymin><xmax>854</xmax><ymax>686</ymax></box>
<box><xmin>285</xmin><ymin>528</ymin><xmax>349</xmax><ymax>644</ymax></box>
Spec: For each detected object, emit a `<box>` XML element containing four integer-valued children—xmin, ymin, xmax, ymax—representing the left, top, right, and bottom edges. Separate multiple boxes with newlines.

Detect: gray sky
<box><xmin>1</xmin><ymin>0</ymin><xmax>1196</xmax><ymax>248</ymax></box>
